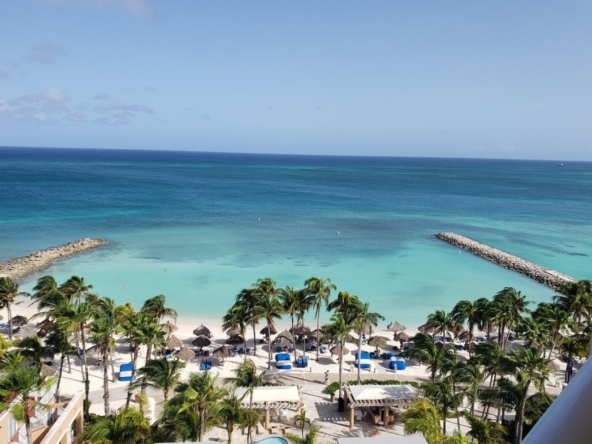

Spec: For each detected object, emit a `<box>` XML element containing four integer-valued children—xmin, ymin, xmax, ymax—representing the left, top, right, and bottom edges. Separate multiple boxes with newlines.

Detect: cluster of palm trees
<box><xmin>401</xmin><ymin>281</ymin><xmax>592</xmax><ymax>444</ymax></box>
<box><xmin>223</xmin><ymin>277</ymin><xmax>384</xmax><ymax>399</ymax></box>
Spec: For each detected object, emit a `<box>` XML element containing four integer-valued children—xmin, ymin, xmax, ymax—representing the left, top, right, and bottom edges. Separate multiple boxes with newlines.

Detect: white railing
<box><xmin>523</xmin><ymin>358</ymin><xmax>592</xmax><ymax>443</ymax></box>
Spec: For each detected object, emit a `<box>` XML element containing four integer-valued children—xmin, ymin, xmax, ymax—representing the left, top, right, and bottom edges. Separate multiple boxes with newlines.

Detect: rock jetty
<box><xmin>0</xmin><ymin>238</ymin><xmax>106</xmax><ymax>281</ymax></box>
<box><xmin>436</xmin><ymin>232</ymin><xmax>575</xmax><ymax>290</ymax></box>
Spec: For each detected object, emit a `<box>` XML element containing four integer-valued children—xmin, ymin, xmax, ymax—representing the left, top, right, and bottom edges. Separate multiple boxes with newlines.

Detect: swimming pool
<box><xmin>255</xmin><ymin>437</ymin><xmax>289</xmax><ymax>444</ymax></box>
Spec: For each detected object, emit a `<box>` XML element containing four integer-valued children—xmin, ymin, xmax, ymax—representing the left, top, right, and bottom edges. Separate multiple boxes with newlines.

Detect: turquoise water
<box><xmin>1</xmin><ymin>148</ymin><xmax>591</xmax><ymax>326</ymax></box>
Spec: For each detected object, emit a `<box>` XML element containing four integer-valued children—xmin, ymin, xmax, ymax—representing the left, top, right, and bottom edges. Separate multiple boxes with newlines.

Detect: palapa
<box><xmin>161</xmin><ymin>321</ymin><xmax>178</xmax><ymax>334</ymax></box>
<box><xmin>225</xmin><ymin>334</ymin><xmax>245</xmax><ymax>346</ymax></box>
<box><xmin>41</xmin><ymin>364</ymin><xmax>57</xmax><ymax>377</ymax></box>
<box><xmin>310</xmin><ymin>329</ymin><xmax>327</xmax><ymax>343</ymax></box>
<box><xmin>395</xmin><ymin>332</ymin><xmax>410</xmax><ymax>342</ymax></box>
<box><xmin>16</xmin><ymin>324</ymin><xmax>38</xmax><ymax>339</ymax></box>
<box><xmin>289</xmin><ymin>324</ymin><xmax>311</xmax><ymax>336</ymax></box>
<box><xmin>193</xmin><ymin>324</ymin><xmax>211</xmax><ymax>337</ymax></box>
<box><xmin>212</xmin><ymin>345</ymin><xmax>233</xmax><ymax>362</ymax></box>
<box><xmin>273</xmin><ymin>330</ymin><xmax>295</xmax><ymax>344</ymax></box>
<box><xmin>178</xmin><ymin>347</ymin><xmax>195</xmax><ymax>361</ymax></box>
<box><xmin>11</xmin><ymin>315</ymin><xmax>29</xmax><ymax>327</ymax></box>
<box><xmin>260</xmin><ymin>325</ymin><xmax>277</xmax><ymax>335</ymax></box>
<box><xmin>548</xmin><ymin>361</ymin><xmax>562</xmax><ymax>371</ymax></box>
<box><xmin>387</xmin><ymin>321</ymin><xmax>406</xmax><ymax>333</ymax></box>
<box><xmin>418</xmin><ymin>323</ymin><xmax>435</xmax><ymax>334</ymax></box>
<box><xmin>459</xmin><ymin>331</ymin><xmax>475</xmax><ymax>342</ymax></box>
<box><xmin>330</xmin><ymin>344</ymin><xmax>350</xmax><ymax>356</ymax></box>
<box><xmin>367</xmin><ymin>336</ymin><xmax>388</xmax><ymax>350</ymax></box>
<box><xmin>192</xmin><ymin>335</ymin><xmax>212</xmax><ymax>348</ymax></box>
<box><xmin>167</xmin><ymin>335</ymin><xmax>183</xmax><ymax>348</ymax></box>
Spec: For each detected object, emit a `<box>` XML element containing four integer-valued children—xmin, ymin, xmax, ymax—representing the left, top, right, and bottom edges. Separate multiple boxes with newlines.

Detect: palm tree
<box><xmin>425</xmin><ymin>309</ymin><xmax>456</xmax><ymax>340</ymax></box>
<box><xmin>474</xmin><ymin>342</ymin><xmax>506</xmax><ymax>392</ymax></box>
<box><xmin>324</xmin><ymin>314</ymin><xmax>351</xmax><ymax>405</ymax></box>
<box><xmin>60</xmin><ymin>275</ymin><xmax>93</xmax><ymax>305</ymax></box>
<box><xmin>451</xmin><ymin>298</ymin><xmax>489</xmax><ymax>354</ymax></box>
<box><xmin>279</xmin><ymin>286</ymin><xmax>301</xmax><ymax>361</ymax></box>
<box><xmin>559</xmin><ymin>336</ymin><xmax>589</xmax><ymax>383</ymax></box>
<box><xmin>295</xmin><ymin>289</ymin><xmax>314</xmax><ymax>358</ymax></box>
<box><xmin>54</xmin><ymin>301</ymin><xmax>94</xmax><ymax>420</ymax></box>
<box><xmin>168</xmin><ymin>371</ymin><xmax>227</xmax><ymax>442</ymax></box>
<box><xmin>327</xmin><ymin>291</ymin><xmax>359</xmax><ymax>322</ymax></box>
<box><xmin>534</xmin><ymin>303</ymin><xmax>573</xmax><ymax>358</ymax></box>
<box><xmin>305</xmin><ymin>277</ymin><xmax>337</xmax><ymax>361</ymax></box>
<box><xmin>138</xmin><ymin>322</ymin><xmax>166</xmax><ymax>395</ymax></box>
<box><xmin>44</xmin><ymin>330</ymin><xmax>72</xmax><ymax>403</ymax></box>
<box><xmin>502</xmin><ymin>347</ymin><xmax>550</xmax><ymax>444</ymax></box>
<box><xmin>141</xmin><ymin>294</ymin><xmax>178</xmax><ymax>323</ymax></box>
<box><xmin>223</xmin><ymin>303</ymin><xmax>249</xmax><ymax>356</ymax></box>
<box><xmin>285</xmin><ymin>426</ymin><xmax>321</xmax><ymax>444</ymax></box>
<box><xmin>423</xmin><ymin>380</ymin><xmax>463</xmax><ymax>435</ymax></box>
<box><xmin>79</xmin><ymin>401</ymin><xmax>153</xmax><ymax>444</ymax></box>
<box><xmin>218</xmin><ymin>393</ymin><xmax>260</xmax><ymax>444</ymax></box>
<box><xmin>351</xmin><ymin>301</ymin><xmax>384</xmax><ymax>384</ymax></box>
<box><xmin>237</xmin><ymin>288</ymin><xmax>262</xmax><ymax>355</ymax></box>
<box><xmin>293</xmin><ymin>409</ymin><xmax>311</xmax><ymax>438</ymax></box>
<box><xmin>554</xmin><ymin>279</ymin><xmax>592</xmax><ymax>325</ymax></box>
<box><xmin>450</xmin><ymin>361</ymin><xmax>484</xmax><ymax>415</ymax></box>
<box><xmin>17</xmin><ymin>336</ymin><xmax>54</xmax><ymax>364</ymax></box>
<box><xmin>491</xmin><ymin>288</ymin><xmax>530</xmax><ymax>349</ymax></box>
<box><xmin>463</xmin><ymin>412</ymin><xmax>507</xmax><ymax>444</ymax></box>
<box><xmin>0</xmin><ymin>365</ymin><xmax>56</xmax><ymax>444</ymax></box>
<box><xmin>0</xmin><ymin>276</ymin><xmax>30</xmax><ymax>340</ymax></box>
<box><xmin>31</xmin><ymin>275</ymin><xmax>59</xmax><ymax>301</ymax></box>
<box><xmin>403</xmin><ymin>332</ymin><xmax>457</xmax><ymax>382</ymax></box>
<box><xmin>130</xmin><ymin>357</ymin><xmax>184</xmax><ymax>402</ymax></box>
<box><xmin>402</xmin><ymin>398</ymin><xmax>443</xmax><ymax>444</ymax></box>
<box><xmin>225</xmin><ymin>359</ymin><xmax>266</xmax><ymax>444</ymax></box>
<box><xmin>252</xmin><ymin>279</ymin><xmax>284</xmax><ymax>369</ymax></box>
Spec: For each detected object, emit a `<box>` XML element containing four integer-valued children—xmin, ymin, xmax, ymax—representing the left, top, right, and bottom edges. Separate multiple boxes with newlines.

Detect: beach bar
<box><xmin>235</xmin><ymin>386</ymin><xmax>302</xmax><ymax>431</ymax></box>
<box><xmin>344</xmin><ymin>385</ymin><xmax>420</xmax><ymax>429</ymax></box>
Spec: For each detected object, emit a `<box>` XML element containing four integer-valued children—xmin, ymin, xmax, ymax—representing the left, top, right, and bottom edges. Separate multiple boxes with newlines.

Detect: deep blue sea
<box><xmin>1</xmin><ymin>147</ymin><xmax>591</xmax><ymax>326</ymax></box>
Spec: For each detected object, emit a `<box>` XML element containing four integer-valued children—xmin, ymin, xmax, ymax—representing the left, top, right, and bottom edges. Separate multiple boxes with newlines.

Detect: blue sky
<box><xmin>1</xmin><ymin>1</ymin><xmax>591</xmax><ymax>159</ymax></box>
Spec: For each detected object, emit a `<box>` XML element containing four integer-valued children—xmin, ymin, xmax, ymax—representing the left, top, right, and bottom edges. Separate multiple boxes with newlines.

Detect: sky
<box><xmin>1</xmin><ymin>1</ymin><xmax>591</xmax><ymax>160</ymax></box>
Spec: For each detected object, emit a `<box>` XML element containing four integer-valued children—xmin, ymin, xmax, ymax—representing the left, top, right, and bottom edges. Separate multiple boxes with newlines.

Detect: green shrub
<box><xmin>326</xmin><ymin>382</ymin><xmax>339</xmax><ymax>395</ymax></box>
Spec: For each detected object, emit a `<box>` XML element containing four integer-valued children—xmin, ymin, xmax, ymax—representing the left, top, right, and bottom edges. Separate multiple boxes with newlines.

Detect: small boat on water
<box><xmin>557</xmin><ymin>163</ymin><xmax>564</xmax><ymax>167</ymax></box>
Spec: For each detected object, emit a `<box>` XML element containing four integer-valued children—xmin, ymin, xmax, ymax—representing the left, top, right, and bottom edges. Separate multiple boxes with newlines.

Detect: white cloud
<box><xmin>42</xmin><ymin>87</ymin><xmax>69</xmax><ymax>103</ymax></box>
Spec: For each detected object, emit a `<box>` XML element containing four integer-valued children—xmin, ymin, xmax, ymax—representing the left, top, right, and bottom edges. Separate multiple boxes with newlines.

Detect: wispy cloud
<box><xmin>94</xmin><ymin>101</ymin><xmax>154</xmax><ymax>114</ymax></box>
<box><xmin>93</xmin><ymin>93</ymin><xmax>111</xmax><ymax>100</ymax></box>
<box><xmin>28</xmin><ymin>44</ymin><xmax>67</xmax><ymax>64</ymax></box>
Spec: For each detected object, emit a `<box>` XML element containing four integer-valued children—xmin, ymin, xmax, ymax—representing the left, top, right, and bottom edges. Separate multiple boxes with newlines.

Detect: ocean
<box><xmin>1</xmin><ymin>147</ymin><xmax>591</xmax><ymax>326</ymax></box>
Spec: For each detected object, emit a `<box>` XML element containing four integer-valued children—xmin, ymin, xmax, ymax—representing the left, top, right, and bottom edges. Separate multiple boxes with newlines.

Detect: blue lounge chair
<box><xmin>320</xmin><ymin>346</ymin><xmax>327</xmax><ymax>354</ymax></box>
<box><xmin>277</xmin><ymin>346</ymin><xmax>283</xmax><ymax>352</ymax></box>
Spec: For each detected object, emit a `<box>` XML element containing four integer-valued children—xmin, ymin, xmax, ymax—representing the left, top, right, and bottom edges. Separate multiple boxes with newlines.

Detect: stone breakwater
<box><xmin>0</xmin><ymin>238</ymin><xmax>106</xmax><ymax>280</ymax></box>
<box><xmin>436</xmin><ymin>232</ymin><xmax>576</xmax><ymax>290</ymax></box>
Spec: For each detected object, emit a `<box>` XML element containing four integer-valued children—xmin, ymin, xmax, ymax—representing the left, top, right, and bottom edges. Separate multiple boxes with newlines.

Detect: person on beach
<box><xmin>323</xmin><ymin>370</ymin><xmax>329</xmax><ymax>384</ymax></box>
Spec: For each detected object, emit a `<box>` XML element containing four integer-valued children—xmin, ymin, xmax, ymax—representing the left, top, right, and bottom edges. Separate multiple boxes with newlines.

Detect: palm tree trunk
<box><xmin>102</xmin><ymin>347</ymin><xmax>110</xmax><ymax>416</ymax></box>
<box><xmin>110</xmin><ymin>346</ymin><xmax>116</xmax><ymax>382</ymax></box>
<box><xmin>252</xmin><ymin>324</ymin><xmax>257</xmax><ymax>355</ymax></box>
<box><xmin>67</xmin><ymin>354</ymin><xmax>71</xmax><ymax>373</ymax></box>
<box><xmin>291</xmin><ymin>315</ymin><xmax>297</xmax><ymax>363</ymax></box>
<box><xmin>549</xmin><ymin>331</ymin><xmax>558</xmax><ymax>359</ymax></box>
<box><xmin>356</xmin><ymin>325</ymin><xmax>363</xmax><ymax>385</ymax></box>
<box><xmin>141</xmin><ymin>344</ymin><xmax>153</xmax><ymax>395</ymax></box>
<box><xmin>338</xmin><ymin>341</ymin><xmax>344</xmax><ymax>401</ymax></box>
<box><xmin>199</xmin><ymin>404</ymin><xmax>205</xmax><ymax>442</ymax></box>
<box><xmin>7</xmin><ymin>303</ymin><xmax>13</xmax><ymax>341</ymax></box>
<box><xmin>316</xmin><ymin>312</ymin><xmax>320</xmax><ymax>361</ymax></box>
<box><xmin>80</xmin><ymin>323</ymin><xmax>91</xmax><ymax>421</ymax></box>
<box><xmin>126</xmin><ymin>346</ymin><xmax>140</xmax><ymax>409</ymax></box>
<box><xmin>25</xmin><ymin>417</ymin><xmax>32</xmax><ymax>444</ymax></box>
<box><xmin>248</xmin><ymin>392</ymin><xmax>254</xmax><ymax>444</ymax></box>
<box><xmin>55</xmin><ymin>354</ymin><xmax>65</xmax><ymax>403</ymax></box>
<box><xmin>515</xmin><ymin>383</ymin><xmax>530</xmax><ymax>444</ymax></box>
<box><xmin>267</xmin><ymin>321</ymin><xmax>272</xmax><ymax>370</ymax></box>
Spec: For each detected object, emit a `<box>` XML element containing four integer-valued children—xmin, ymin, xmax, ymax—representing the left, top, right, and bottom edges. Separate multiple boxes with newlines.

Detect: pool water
<box><xmin>255</xmin><ymin>437</ymin><xmax>289</xmax><ymax>444</ymax></box>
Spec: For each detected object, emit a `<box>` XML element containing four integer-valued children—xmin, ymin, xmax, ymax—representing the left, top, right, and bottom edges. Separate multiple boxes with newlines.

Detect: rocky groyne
<box><xmin>436</xmin><ymin>232</ymin><xmax>575</xmax><ymax>290</ymax></box>
<box><xmin>0</xmin><ymin>238</ymin><xmax>106</xmax><ymax>281</ymax></box>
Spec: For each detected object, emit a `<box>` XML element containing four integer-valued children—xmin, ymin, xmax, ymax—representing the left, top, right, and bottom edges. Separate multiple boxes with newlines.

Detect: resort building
<box><xmin>0</xmin><ymin>390</ymin><xmax>83</xmax><ymax>444</ymax></box>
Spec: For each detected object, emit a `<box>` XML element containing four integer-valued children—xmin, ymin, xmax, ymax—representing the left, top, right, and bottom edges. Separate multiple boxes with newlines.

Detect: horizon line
<box><xmin>0</xmin><ymin>145</ymin><xmax>588</xmax><ymax>163</ymax></box>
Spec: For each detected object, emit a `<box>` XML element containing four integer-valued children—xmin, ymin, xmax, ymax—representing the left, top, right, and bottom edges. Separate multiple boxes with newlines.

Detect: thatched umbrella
<box><xmin>225</xmin><ymin>335</ymin><xmax>245</xmax><ymax>346</ymax></box>
<box><xmin>41</xmin><ymin>364</ymin><xmax>57</xmax><ymax>377</ymax></box>
<box><xmin>273</xmin><ymin>330</ymin><xmax>295</xmax><ymax>345</ymax></box>
<box><xmin>367</xmin><ymin>336</ymin><xmax>388</xmax><ymax>352</ymax></box>
<box><xmin>161</xmin><ymin>321</ymin><xmax>178</xmax><ymax>335</ymax></box>
<box><xmin>290</xmin><ymin>324</ymin><xmax>311</xmax><ymax>336</ymax></box>
<box><xmin>11</xmin><ymin>315</ymin><xmax>29</xmax><ymax>327</ymax></box>
<box><xmin>395</xmin><ymin>332</ymin><xmax>410</xmax><ymax>342</ymax></box>
<box><xmin>193</xmin><ymin>324</ymin><xmax>211</xmax><ymax>337</ymax></box>
<box><xmin>459</xmin><ymin>331</ymin><xmax>475</xmax><ymax>342</ymax></box>
<box><xmin>310</xmin><ymin>329</ymin><xmax>327</xmax><ymax>343</ymax></box>
<box><xmin>418</xmin><ymin>323</ymin><xmax>435</xmax><ymax>334</ymax></box>
<box><xmin>330</xmin><ymin>344</ymin><xmax>350</xmax><ymax>356</ymax></box>
<box><xmin>226</xmin><ymin>327</ymin><xmax>241</xmax><ymax>337</ymax></box>
<box><xmin>212</xmin><ymin>345</ymin><xmax>233</xmax><ymax>362</ymax></box>
<box><xmin>84</xmin><ymin>345</ymin><xmax>99</xmax><ymax>358</ymax></box>
<box><xmin>361</xmin><ymin>324</ymin><xmax>374</xmax><ymax>336</ymax></box>
<box><xmin>548</xmin><ymin>361</ymin><xmax>562</xmax><ymax>372</ymax></box>
<box><xmin>16</xmin><ymin>324</ymin><xmax>38</xmax><ymax>339</ymax></box>
<box><xmin>260</xmin><ymin>325</ymin><xmax>277</xmax><ymax>336</ymax></box>
<box><xmin>192</xmin><ymin>335</ymin><xmax>212</xmax><ymax>349</ymax></box>
<box><xmin>387</xmin><ymin>321</ymin><xmax>406</xmax><ymax>333</ymax></box>
<box><xmin>178</xmin><ymin>347</ymin><xmax>196</xmax><ymax>362</ymax></box>
<box><xmin>167</xmin><ymin>335</ymin><xmax>183</xmax><ymax>349</ymax></box>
